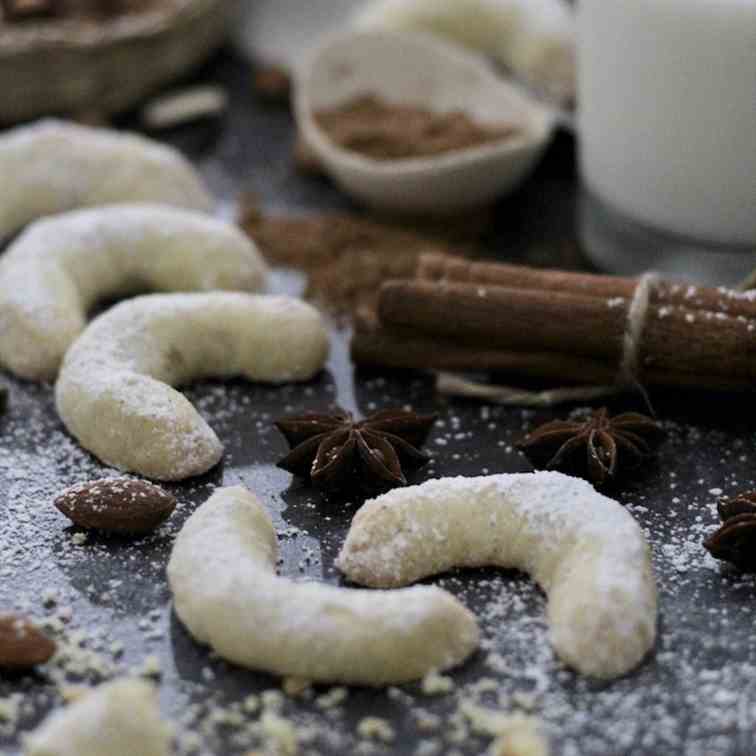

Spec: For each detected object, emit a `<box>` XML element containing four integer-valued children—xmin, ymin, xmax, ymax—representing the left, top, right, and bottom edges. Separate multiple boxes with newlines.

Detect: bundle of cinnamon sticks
<box><xmin>352</xmin><ymin>253</ymin><xmax>756</xmax><ymax>392</ymax></box>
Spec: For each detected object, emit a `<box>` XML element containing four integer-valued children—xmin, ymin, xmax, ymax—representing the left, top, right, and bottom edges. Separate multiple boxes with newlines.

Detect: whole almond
<box><xmin>54</xmin><ymin>478</ymin><xmax>177</xmax><ymax>535</ymax></box>
<box><xmin>0</xmin><ymin>614</ymin><xmax>56</xmax><ymax>670</ymax></box>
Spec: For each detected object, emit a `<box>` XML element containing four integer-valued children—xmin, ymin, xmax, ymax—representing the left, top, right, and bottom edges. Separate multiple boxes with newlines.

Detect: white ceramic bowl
<box><xmin>295</xmin><ymin>30</ymin><xmax>556</xmax><ymax>216</ymax></box>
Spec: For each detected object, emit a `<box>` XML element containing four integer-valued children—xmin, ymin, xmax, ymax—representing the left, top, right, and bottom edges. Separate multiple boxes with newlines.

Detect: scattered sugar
<box><xmin>2</xmin><ymin>334</ymin><xmax>756</xmax><ymax>756</ymax></box>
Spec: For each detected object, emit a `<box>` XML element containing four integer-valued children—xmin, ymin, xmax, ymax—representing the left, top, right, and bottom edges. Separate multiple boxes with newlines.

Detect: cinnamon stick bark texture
<box><xmin>377</xmin><ymin>280</ymin><xmax>756</xmax><ymax>382</ymax></box>
<box><xmin>352</xmin><ymin>310</ymin><xmax>752</xmax><ymax>391</ymax></box>
<box><xmin>353</xmin><ymin>309</ymin><xmax>619</xmax><ymax>383</ymax></box>
<box><xmin>351</xmin><ymin>250</ymin><xmax>756</xmax><ymax>391</ymax></box>
<box><xmin>417</xmin><ymin>253</ymin><xmax>756</xmax><ymax>321</ymax></box>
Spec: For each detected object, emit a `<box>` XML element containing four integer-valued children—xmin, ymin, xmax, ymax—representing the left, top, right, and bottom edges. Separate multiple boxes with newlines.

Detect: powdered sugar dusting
<box><xmin>168</xmin><ymin>487</ymin><xmax>479</xmax><ymax>685</ymax></box>
<box><xmin>0</xmin><ymin>119</ymin><xmax>213</xmax><ymax>242</ymax></box>
<box><xmin>4</xmin><ymin>100</ymin><xmax>756</xmax><ymax>752</ymax></box>
<box><xmin>4</xmin><ymin>336</ymin><xmax>756</xmax><ymax>755</ymax></box>
<box><xmin>338</xmin><ymin>472</ymin><xmax>656</xmax><ymax>678</ymax></box>
<box><xmin>54</xmin><ymin>292</ymin><xmax>329</xmax><ymax>480</ymax></box>
<box><xmin>0</xmin><ymin>204</ymin><xmax>267</xmax><ymax>379</ymax></box>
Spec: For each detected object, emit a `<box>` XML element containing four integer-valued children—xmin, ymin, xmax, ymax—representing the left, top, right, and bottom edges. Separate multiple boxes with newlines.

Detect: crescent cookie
<box><xmin>337</xmin><ymin>472</ymin><xmax>657</xmax><ymax>679</ymax></box>
<box><xmin>23</xmin><ymin>679</ymin><xmax>171</xmax><ymax>756</ymax></box>
<box><xmin>0</xmin><ymin>204</ymin><xmax>268</xmax><ymax>381</ymax></box>
<box><xmin>167</xmin><ymin>487</ymin><xmax>479</xmax><ymax>685</ymax></box>
<box><xmin>0</xmin><ymin>119</ymin><xmax>212</xmax><ymax>241</ymax></box>
<box><xmin>55</xmin><ymin>293</ymin><xmax>330</xmax><ymax>481</ymax></box>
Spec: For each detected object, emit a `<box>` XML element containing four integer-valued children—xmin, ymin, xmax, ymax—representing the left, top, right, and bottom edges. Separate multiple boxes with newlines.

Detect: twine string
<box><xmin>616</xmin><ymin>272</ymin><xmax>659</xmax><ymax>414</ymax></box>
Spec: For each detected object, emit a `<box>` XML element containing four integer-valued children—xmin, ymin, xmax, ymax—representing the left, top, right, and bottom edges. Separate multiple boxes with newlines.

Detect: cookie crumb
<box><xmin>137</xmin><ymin>654</ymin><xmax>161</xmax><ymax>679</ymax></box>
<box><xmin>315</xmin><ymin>687</ymin><xmax>348</xmax><ymax>710</ymax></box>
<box><xmin>421</xmin><ymin>668</ymin><xmax>455</xmax><ymax>696</ymax></box>
<box><xmin>260</xmin><ymin>711</ymin><xmax>299</xmax><ymax>755</ymax></box>
<box><xmin>357</xmin><ymin>716</ymin><xmax>395</xmax><ymax>742</ymax></box>
<box><xmin>243</xmin><ymin>694</ymin><xmax>260</xmax><ymax>714</ymax></box>
<box><xmin>282</xmin><ymin>677</ymin><xmax>311</xmax><ymax>698</ymax></box>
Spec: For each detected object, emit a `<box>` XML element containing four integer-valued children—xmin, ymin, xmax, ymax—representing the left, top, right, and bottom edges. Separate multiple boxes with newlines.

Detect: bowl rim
<box><xmin>295</xmin><ymin>28</ymin><xmax>557</xmax><ymax>179</ymax></box>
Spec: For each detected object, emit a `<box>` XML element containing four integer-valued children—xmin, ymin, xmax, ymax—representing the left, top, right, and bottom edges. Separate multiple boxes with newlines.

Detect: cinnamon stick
<box><xmin>352</xmin><ymin>309</ymin><xmax>617</xmax><ymax>383</ymax></box>
<box><xmin>417</xmin><ymin>253</ymin><xmax>756</xmax><ymax>322</ymax></box>
<box><xmin>377</xmin><ymin>280</ymin><xmax>756</xmax><ymax>382</ymax></box>
<box><xmin>352</xmin><ymin>310</ymin><xmax>753</xmax><ymax>392</ymax></box>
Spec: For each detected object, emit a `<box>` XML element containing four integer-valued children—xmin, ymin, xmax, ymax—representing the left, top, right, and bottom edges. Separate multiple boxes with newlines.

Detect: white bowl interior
<box><xmin>301</xmin><ymin>30</ymin><xmax>551</xmax><ymax>143</ymax></box>
<box><xmin>295</xmin><ymin>30</ymin><xmax>556</xmax><ymax>214</ymax></box>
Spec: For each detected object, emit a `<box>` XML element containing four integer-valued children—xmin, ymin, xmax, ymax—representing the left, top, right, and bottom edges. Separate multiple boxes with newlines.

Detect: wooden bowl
<box><xmin>0</xmin><ymin>0</ymin><xmax>233</xmax><ymax>124</ymax></box>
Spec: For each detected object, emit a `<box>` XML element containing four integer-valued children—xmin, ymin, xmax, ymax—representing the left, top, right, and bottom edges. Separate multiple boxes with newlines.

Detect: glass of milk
<box><xmin>577</xmin><ymin>0</ymin><xmax>756</xmax><ymax>284</ymax></box>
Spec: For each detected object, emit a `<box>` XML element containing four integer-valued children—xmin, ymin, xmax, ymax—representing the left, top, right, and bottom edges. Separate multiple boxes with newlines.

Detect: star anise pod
<box><xmin>704</xmin><ymin>491</ymin><xmax>756</xmax><ymax>572</ymax></box>
<box><xmin>275</xmin><ymin>407</ymin><xmax>437</xmax><ymax>496</ymax></box>
<box><xmin>515</xmin><ymin>407</ymin><xmax>665</xmax><ymax>488</ymax></box>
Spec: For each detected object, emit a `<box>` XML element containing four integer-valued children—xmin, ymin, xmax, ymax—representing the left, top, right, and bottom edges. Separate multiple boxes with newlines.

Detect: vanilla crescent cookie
<box><xmin>0</xmin><ymin>119</ymin><xmax>212</xmax><ymax>241</ymax></box>
<box><xmin>337</xmin><ymin>472</ymin><xmax>657</xmax><ymax>679</ymax></box>
<box><xmin>168</xmin><ymin>487</ymin><xmax>479</xmax><ymax>685</ymax></box>
<box><xmin>55</xmin><ymin>293</ymin><xmax>330</xmax><ymax>480</ymax></box>
<box><xmin>0</xmin><ymin>204</ymin><xmax>268</xmax><ymax>381</ymax></box>
<box><xmin>23</xmin><ymin>679</ymin><xmax>171</xmax><ymax>756</ymax></box>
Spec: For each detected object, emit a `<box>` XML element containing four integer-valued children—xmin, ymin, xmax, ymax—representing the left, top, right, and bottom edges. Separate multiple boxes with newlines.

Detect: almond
<box><xmin>54</xmin><ymin>478</ymin><xmax>177</xmax><ymax>535</ymax></box>
<box><xmin>0</xmin><ymin>614</ymin><xmax>56</xmax><ymax>670</ymax></box>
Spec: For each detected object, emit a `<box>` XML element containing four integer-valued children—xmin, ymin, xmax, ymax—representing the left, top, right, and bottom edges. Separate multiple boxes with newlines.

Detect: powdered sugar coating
<box><xmin>167</xmin><ymin>486</ymin><xmax>480</xmax><ymax>685</ymax></box>
<box><xmin>337</xmin><ymin>471</ymin><xmax>657</xmax><ymax>679</ymax></box>
<box><xmin>0</xmin><ymin>119</ymin><xmax>212</xmax><ymax>242</ymax></box>
<box><xmin>0</xmin><ymin>204</ymin><xmax>268</xmax><ymax>381</ymax></box>
<box><xmin>55</xmin><ymin>293</ymin><xmax>330</xmax><ymax>481</ymax></box>
<box><xmin>23</xmin><ymin>678</ymin><xmax>171</xmax><ymax>756</ymax></box>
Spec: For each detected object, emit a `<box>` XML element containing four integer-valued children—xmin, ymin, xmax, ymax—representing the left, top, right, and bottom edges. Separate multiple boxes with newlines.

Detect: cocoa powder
<box><xmin>239</xmin><ymin>201</ymin><xmax>488</xmax><ymax>318</ymax></box>
<box><xmin>313</xmin><ymin>94</ymin><xmax>522</xmax><ymax>161</ymax></box>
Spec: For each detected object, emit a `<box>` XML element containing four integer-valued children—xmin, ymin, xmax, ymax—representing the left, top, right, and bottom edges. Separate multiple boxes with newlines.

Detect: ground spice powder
<box><xmin>239</xmin><ymin>203</ymin><xmax>488</xmax><ymax>318</ymax></box>
<box><xmin>314</xmin><ymin>94</ymin><xmax>522</xmax><ymax>161</ymax></box>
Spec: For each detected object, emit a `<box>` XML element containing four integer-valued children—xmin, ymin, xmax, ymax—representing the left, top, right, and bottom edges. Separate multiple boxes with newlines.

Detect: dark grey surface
<box><xmin>2</xmin><ymin>50</ymin><xmax>756</xmax><ymax>756</ymax></box>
